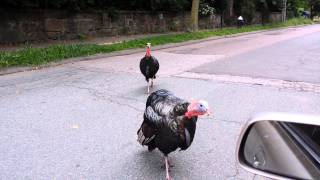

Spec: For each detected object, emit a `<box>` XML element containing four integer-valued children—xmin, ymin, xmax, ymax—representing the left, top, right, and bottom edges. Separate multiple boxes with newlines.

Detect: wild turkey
<box><xmin>137</xmin><ymin>89</ymin><xmax>210</xmax><ymax>180</ymax></box>
<box><xmin>139</xmin><ymin>43</ymin><xmax>159</xmax><ymax>94</ymax></box>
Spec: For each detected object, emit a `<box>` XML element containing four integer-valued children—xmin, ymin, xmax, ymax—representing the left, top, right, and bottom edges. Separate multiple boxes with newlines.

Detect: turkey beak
<box><xmin>206</xmin><ymin>110</ymin><xmax>212</xmax><ymax>117</ymax></box>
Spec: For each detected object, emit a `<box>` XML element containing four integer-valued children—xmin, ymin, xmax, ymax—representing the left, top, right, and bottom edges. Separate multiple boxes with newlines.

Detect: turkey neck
<box><xmin>176</xmin><ymin>112</ymin><xmax>197</xmax><ymax>150</ymax></box>
<box><xmin>145</xmin><ymin>47</ymin><xmax>151</xmax><ymax>57</ymax></box>
<box><xmin>181</xmin><ymin>115</ymin><xmax>197</xmax><ymax>123</ymax></box>
<box><xmin>173</xmin><ymin>102</ymin><xmax>197</xmax><ymax>130</ymax></box>
<box><xmin>174</xmin><ymin>114</ymin><xmax>193</xmax><ymax>131</ymax></box>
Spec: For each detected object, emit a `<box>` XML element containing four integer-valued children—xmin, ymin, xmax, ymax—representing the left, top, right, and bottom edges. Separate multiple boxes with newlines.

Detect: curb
<box><xmin>0</xmin><ymin>24</ymin><xmax>314</xmax><ymax>76</ymax></box>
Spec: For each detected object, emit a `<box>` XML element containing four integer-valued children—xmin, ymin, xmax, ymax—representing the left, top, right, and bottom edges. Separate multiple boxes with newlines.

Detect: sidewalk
<box><xmin>0</xmin><ymin>32</ymin><xmax>179</xmax><ymax>52</ymax></box>
<box><xmin>0</xmin><ymin>23</ymin><xmax>317</xmax><ymax>76</ymax></box>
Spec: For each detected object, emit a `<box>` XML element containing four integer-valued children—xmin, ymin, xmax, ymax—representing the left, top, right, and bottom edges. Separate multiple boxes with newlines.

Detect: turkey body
<box><xmin>137</xmin><ymin>89</ymin><xmax>197</xmax><ymax>156</ymax></box>
<box><xmin>139</xmin><ymin>56</ymin><xmax>159</xmax><ymax>83</ymax></box>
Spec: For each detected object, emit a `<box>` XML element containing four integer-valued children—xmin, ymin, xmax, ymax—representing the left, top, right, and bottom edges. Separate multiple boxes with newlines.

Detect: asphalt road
<box><xmin>1</xmin><ymin>24</ymin><xmax>320</xmax><ymax>180</ymax></box>
<box><xmin>190</xmin><ymin>27</ymin><xmax>320</xmax><ymax>84</ymax></box>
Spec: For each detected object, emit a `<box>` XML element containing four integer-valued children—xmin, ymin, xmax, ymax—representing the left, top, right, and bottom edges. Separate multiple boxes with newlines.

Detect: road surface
<box><xmin>1</xmin><ymin>24</ymin><xmax>320</xmax><ymax>180</ymax></box>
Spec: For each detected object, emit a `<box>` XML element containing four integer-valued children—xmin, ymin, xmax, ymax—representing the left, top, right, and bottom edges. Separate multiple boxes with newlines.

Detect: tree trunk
<box><xmin>191</xmin><ymin>0</ymin><xmax>200</xmax><ymax>31</ymax></box>
<box><xmin>226</xmin><ymin>0</ymin><xmax>234</xmax><ymax>18</ymax></box>
<box><xmin>282</xmin><ymin>0</ymin><xmax>287</xmax><ymax>22</ymax></box>
<box><xmin>310</xmin><ymin>1</ymin><xmax>314</xmax><ymax>20</ymax></box>
<box><xmin>220</xmin><ymin>11</ymin><xmax>224</xmax><ymax>28</ymax></box>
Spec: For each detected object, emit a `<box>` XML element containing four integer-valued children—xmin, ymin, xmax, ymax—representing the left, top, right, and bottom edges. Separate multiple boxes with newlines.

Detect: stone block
<box><xmin>0</xmin><ymin>28</ymin><xmax>26</xmax><ymax>43</ymax></box>
<box><xmin>74</xmin><ymin>18</ymin><xmax>94</xmax><ymax>34</ymax></box>
<box><xmin>45</xmin><ymin>18</ymin><xmax>66</xmax><ymax>32</ymax></box>
<box><xmin>98</xmin><ymin>28</ymin><xmax>118</xmax><ymax>36</ymax></box>
<box><xmin>46</xmin><ymin>32</ymin><xmax>63</xmax><ymax>40</ymax></box>
<box><xmin>102</xmin><ymin>13</ymin><xmax>112</xmax><ymax>28</ymax></box>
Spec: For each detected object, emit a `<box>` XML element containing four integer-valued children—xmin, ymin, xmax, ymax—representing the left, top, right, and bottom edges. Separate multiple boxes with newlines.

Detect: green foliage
<box><xmin>212</xmin><ymin>0</ymin><xmax>227</xmax><ymax>13</ymax></box>
<box><xmin>234</xmin><ymin>0</ymin><xmax>312</xmax><ymax>23</ymax></box>
<box><xmin>266</xmin><ymin>0</ymin><xmax>283</xmax><ymax>12</ymax></box>
<box><xmin>2</xmin><ymin>0</ymin><xmax>99</xmax><ymax>10</ymax></box>
<box><xmin>1</xmin><ymin>0</ymin><xmax>192</xmax><ymax>12</ymax></box>
<box><xmin>257</xmin><ymin>0</ymin><xmax>271</xmax><ymax>23</ymax></box>
<box><xmin>240</xmin><ymin>0</ymin><xmax>256</xmax><ymax>23</ymax></box>
<box><xmin>234</xmin><ymin>0</ymin><xmax>258</xmax><ymax>23</ymax></box>
<box><xmin>286</xmin><ymin>0</ymin><xmax>310</xmax><ymax>17</ymax></box>
<box><xmin>310</xmin><ymin>0</ymin><xmax>320</xmax><ymax>16</ymax></box>
<box><xmin>199</xmin><ymin>0</ymin><xmax>215</xmax><ymax>16</ymax></box>
<box><xmin>289</xmin><ymin>0</ymin><xmax>320</xmax><ymax>18</ymax></box>
<box><xmin>0</xmin><ymin>18</ymin><xmax>313</xmax><ymax>69</ymax></box>
<box><xmin>150</xmin><ymin>0</ymin><xmax>191</xmax><ymax>11</ymax></box>
<box><xmin>295</xmin><ymin>0</ymin><xmax>309</xmax><ymax>9</ymax></box>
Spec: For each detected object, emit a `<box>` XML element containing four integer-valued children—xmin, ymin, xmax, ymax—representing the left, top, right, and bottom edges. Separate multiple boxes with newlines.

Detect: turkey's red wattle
<box><xmin>184</xmin><ymin>111</ymin><xmax>193</xmax><ymax>119</ymax></box>
<box><xmin>184</xmin><ymin>111</ymin><xmax>199</xmax><ymax>119</ymax></box>
<box><xmin>185</xmin><ymin>111</ymin><xmax>200</xmax><ymax>119</ymax></box>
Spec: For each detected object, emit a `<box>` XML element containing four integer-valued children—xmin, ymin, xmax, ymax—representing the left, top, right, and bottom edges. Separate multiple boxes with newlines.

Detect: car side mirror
<box><xmin>236</xmin><ymin>112</ymin><xmax>320</xmax><ymax>180</ymax></box>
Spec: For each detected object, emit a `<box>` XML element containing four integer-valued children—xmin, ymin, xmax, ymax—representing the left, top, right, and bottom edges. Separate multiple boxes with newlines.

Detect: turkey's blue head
<box><xmin>145</xmin><ymin>43</ymin><xmax>151</xmax><ymax>58</ymax></box>
<box><xmin>185</xmin><ymin>100</ymin><xmax>210</xmax><ymax>118</ymax></box>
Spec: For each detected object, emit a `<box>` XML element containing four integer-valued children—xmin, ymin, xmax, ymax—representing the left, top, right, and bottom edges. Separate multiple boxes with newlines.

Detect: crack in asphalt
<box><xmin>216</xmin><ymin>119</ymin><xmax>242</xmax><ymax>125</ymax></box>
<box><xmin>69</xmin><ymin>66</ymin><xmax>114</xmax><ymax>75</ymax></box>
<box><xmin>64</xmin><ymin>84</ymin><xmax>144</xmax><ymax>113</ymax></box>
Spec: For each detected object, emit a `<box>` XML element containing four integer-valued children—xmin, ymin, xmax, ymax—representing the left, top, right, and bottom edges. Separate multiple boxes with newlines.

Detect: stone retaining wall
<box><xmin>0</xmin><ymin>10</ymin><xmax>221</xmax><ymax>43</ymax></box>
<box><xmin>0</xmin><ymin>9</ymin><xmax>281</xmax><ymax>44</ymax></box>
<box><xmin>252</xmin><ymin>12</ymin><xmax>283</xmax><ymax>24</ymax></box>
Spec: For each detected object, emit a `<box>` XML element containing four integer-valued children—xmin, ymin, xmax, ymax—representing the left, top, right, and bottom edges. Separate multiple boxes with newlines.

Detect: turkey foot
<box><xmin>151</xmin><ymin>79</ymin><xmax>154</xmax><ymax>88</ymax></box>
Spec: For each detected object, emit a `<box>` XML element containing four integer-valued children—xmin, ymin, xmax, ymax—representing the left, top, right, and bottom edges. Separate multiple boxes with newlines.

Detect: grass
<box><xmin>0</xmin><ymin>18</ymin><xmax>314</xmax><ymax>69</ymax></box>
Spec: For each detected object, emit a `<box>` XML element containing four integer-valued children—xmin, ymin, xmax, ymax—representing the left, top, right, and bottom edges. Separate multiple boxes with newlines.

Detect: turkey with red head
<box><xmin>139</xmin><ymin>43</ymin><xmax>159</xmax><ymax>94</ymax></box>
<box><xmin>137</xmin><ymin>89</ymin><xmax>211</xmax><ymax>180</ymax></box>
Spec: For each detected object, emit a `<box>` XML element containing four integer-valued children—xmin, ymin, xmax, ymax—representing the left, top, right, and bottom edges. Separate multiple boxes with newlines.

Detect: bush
<box><xmin>1</xmin><ymin>0</ymin><xmax>192</xmax><ymax>12</ymax></box>
<box><xmin>199</xmin><ymin>0</ymin><xmax>215</xmax><ymax>17</ymax></box>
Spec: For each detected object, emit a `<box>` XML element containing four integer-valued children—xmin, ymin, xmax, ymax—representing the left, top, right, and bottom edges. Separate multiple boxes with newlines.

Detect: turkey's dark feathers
<box><xmin>138</xmin><ymin>89</ymin><xmax>198</xmax><ymax>155</ymax></box>
<box><xmin>145</xmin><ymin>106</ymin><xmax>164</xmax><ymax>127</ymax></box>
<box><xmin>140</xmin><ymin>56</ymin><xmax>159</xmax><ymax>82</ymax></box>
<box><xmin>145</xmin><ymin>89</ymin><xmax>189</xmax><ymax>128</ymax></box>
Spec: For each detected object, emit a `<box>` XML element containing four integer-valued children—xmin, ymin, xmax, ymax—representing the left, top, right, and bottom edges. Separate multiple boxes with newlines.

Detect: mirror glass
<box><xmin>239</xmin><ymin>120</ymin><xmax>320</xmax><ymax>179</ymax></box>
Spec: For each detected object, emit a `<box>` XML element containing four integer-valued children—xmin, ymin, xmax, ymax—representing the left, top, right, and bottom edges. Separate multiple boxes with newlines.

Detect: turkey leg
<box><xmin>147</xmin><ymin>81</ymin><xmax>150</xmax><ymax>94</ymax></box>
<box><xmin>165</xmin><ymin>156</ymin><xmax>172</xmax><ymax>180</ymax></box>
<box><xmin>161</xmin><ymin>157</ymin><xmax>174</xmax><ymax>168</ymax></box>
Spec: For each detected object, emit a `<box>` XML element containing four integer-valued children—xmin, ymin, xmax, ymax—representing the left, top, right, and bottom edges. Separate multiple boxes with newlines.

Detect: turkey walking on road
<box><xmin>137</xmin><ymin>89</ymin><xmax>211</xmax><ymax>180</ymax></box>
<box><xmin>139</xmin><ymin>43</ymin><xmax>159</xmax><ymax>94</ymax></box>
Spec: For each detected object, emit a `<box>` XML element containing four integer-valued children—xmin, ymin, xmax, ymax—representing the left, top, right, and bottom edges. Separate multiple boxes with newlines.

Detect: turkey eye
<box><xmin>200</xmin><ymin>104</ymin><xmax>203</xmax><ymax>107</ymax></box>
